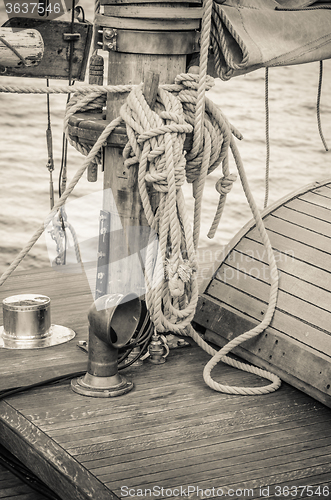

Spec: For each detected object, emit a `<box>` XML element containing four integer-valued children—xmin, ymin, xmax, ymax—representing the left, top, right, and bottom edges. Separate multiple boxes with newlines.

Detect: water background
<box><xmin>0</xmin><ymin>2</ymin><xmax>331</xmax><ymax>277</ymax></box>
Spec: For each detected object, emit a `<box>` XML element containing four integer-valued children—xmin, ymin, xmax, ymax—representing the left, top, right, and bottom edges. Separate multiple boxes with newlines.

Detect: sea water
<box><xmin>0</xmin><ymin>4</ymin><xmax>330</xmax><ymax>276</ymax></box>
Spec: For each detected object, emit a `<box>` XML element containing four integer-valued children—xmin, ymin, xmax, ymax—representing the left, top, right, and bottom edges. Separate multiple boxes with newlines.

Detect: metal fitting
<box><xmin>103</xmin><ymin>28</ymin><xmax>117</xmax><ymax>51</ymax></box>
<box><xmin>148</xmin><ymin>332</ymin><xmax>170</xmax><ymax>364</ymax></box>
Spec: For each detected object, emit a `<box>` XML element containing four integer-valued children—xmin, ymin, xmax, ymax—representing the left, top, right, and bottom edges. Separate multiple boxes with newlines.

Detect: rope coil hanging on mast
<box><xmin>61</xmin><ymin>0</ymin><xmax>281</xmax><ymax>395</ymax></box>
<box><xmin>0</xmin><ymin>0</ymin><xmax>283</xmax><ymax>395</ymax></box>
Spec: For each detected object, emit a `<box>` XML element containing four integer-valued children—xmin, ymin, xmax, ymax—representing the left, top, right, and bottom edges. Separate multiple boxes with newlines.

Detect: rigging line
<box><xmin>59</xmin><ymin>0</ymin><xmax>76</xmax><ymax>197</ymax></box>
<box><xmin>57</xmin><ymin>0</ymin><xmax>78</xmax><ymax>263</ymax></box>
<box><xmin>45</xmin><ymin>80</ymin><xmax>68</xmax><ymax>264</ymax></box>
<box><xmin>317</xmin><ymin>60</ymin><xmax>329</xmax><ymax>152</ymax></box>
<box><xmin>46</xmin><ymin>79</ymin><xmax>55</xmax><ymax>210</ymax></box>
<box><xmin>59</xmin><ymin>0</ymin><xmax>76</xmax><ymax>195</ymax></box>
<box><xmin>58</xmin><ymin>133</ymin><xmax>67</xmax><ymax>265</ymax></box>
<box><xmin>59</xmin><ymin>131</ymin><xmax>68</xmax><ymax>198</ymax></box>
<box><xmin>264</xmin><ymin>67</ymin><xmax>270</xmax><ymax>209</ymax></box>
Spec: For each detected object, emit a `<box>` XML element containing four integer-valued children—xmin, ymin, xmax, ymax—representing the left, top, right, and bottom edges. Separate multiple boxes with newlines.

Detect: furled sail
<box><xmin>211</xmin><ymin>0</ymin><xmax>331</xmax><ymax>79</ymax></box>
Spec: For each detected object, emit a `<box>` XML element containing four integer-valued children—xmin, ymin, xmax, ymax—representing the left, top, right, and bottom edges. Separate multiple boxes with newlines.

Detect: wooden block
<box><xmin>142</xmin><ymin>71</ymin><xmax>160</xmax><ymax>109</ymax></box>
<box><xmin>0</xmin><ymin>28</ymin><xmax>43</xmax><ymax>68</ymax></box>
<box><xmin>2</xmin><ymin>18</ymin><xmax>92</xmax><ymax>80</ymax></box>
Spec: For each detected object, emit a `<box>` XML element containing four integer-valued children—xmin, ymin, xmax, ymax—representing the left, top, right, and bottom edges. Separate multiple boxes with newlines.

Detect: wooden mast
<box><xmin>99</xmin><ymin>1</ymin><xmax>202</xmax><ymax>297</ymax></box>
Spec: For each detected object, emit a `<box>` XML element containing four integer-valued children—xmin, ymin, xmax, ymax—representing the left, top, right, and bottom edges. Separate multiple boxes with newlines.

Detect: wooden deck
<box><xmin>194</xmin><ymin>179</ymin><xmax>331</xmax><ymax>408</ymax></box>
<box><xmin>0</xmin><ymin>182</ymin><xmax>331</xmax><ymax>499</ymax></box>
<box><xmin>0</xmin><ymin>464</ymin><xmax>47</xmax><ymax>500</ymax></box>
<box><xmin>0</xmin><ymin>444</ymin><xmax>56</xmax><ymax>500</ymax></box>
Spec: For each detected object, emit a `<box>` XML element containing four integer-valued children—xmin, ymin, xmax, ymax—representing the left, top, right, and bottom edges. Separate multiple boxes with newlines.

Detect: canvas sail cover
<box><xmin>211</xmin><ymin>0</ymin><xmax>331</xmax><ymax>79</ymax></box>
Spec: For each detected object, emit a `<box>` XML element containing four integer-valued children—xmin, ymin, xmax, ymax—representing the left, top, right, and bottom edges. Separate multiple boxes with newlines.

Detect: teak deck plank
<box><xmin>208</xmin><ymin>275</ymin><xmax>331</xmax><ymax>352</ymax></box>
<box><xmin>1</xmin><ymin>343</ymin><xmax>331</xmax><ymax>500</ymax></box>
<box><xmin>194</xmin><ymin>179</ymin><xmax>331</xmax><ymax>409</ymax></box>
<box><xmin>263</xmin><ymin>215</ymin><xmax>331</xmax><ymax>254</ymax></box>
<box><xmin>0</xmin><ymin>180</ymin><xmax>331</xmax><ymax>500</ymax></box>
<box><xmin>223</xmin><ymin>250</ymin><xmax>330</xmax><ymax>309</ymax></box>
<box><xmin>285</xmin><ymin>197</ymin><xmax>331</xmax><ymax>221</ymax></box>
<box><xmin>247</xmin><ymin>225</ymin><xmax>331</xmax><ymax>272</ymax></box>
<box><xmin>299</xmin><ymin>191</ymin><xmax>331</xmax><ymax>209</ymax></box>
<box><xmin>97</xmin><ymin>442</ymin><xmax>331</xmax><ymax>482</ymax></box>
<box><xmin>273</xmin><ymin>206</ymin><xmax>331</xmax><ymax>238</ymax></box>
<box><xmin>86</xmin><ymin>434</ymin><xmax>331</xmax><ymax>477</ymax></box>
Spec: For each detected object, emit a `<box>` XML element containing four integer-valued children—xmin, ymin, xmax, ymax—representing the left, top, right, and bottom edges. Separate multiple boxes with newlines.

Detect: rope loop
<box><xmin>215</xmin><ymin>173</ymin><xmax>237</xmax><ymax>195</ymax></box>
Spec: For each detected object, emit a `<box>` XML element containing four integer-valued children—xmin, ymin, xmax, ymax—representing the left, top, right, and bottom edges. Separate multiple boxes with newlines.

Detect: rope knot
<box><xmin>165</xmin><ymin>256</ymin><xmax>196</xmax><ymax>298</ymax></box>
<box><xmin>120</xmin><ymin>84</ymin><xmax>192</xmax><ymax>195</ymax></box>
<box><xmin>175</xmin><ymin>73</ymin><xmax>215</xmax><ymax>93</ymax></box>
<box><xmin>215</xmin><ymin>173</ymin><xmax>237</xmax><ymax>195</ymax></box>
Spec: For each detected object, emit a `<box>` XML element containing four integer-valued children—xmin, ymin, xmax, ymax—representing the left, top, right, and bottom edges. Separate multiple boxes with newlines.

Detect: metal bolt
<box><xmin>104</xmin><ymin>28</ymin><xmax>116</xmax><ymax>40</ymax></box>
<box><xmin>103</xmin><ymin>29</ymin><xmax>117</xmax><ymax>51</ymax></box>
<box><xmin>106</xmin><ymin>41</ymin><xmax>116</xmax><ymax>50</ymax></box>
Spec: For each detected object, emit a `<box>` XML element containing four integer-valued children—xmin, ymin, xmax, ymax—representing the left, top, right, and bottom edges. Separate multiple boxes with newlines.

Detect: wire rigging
<box><xmin>264</xmin><ymin>67</ymin><xmax>270</xmax><ymax>209</ymax></box>
<box><xmin>317</xmin><ymin>60</ymin><xmax>329</xmax><ymax>152</ymax></box>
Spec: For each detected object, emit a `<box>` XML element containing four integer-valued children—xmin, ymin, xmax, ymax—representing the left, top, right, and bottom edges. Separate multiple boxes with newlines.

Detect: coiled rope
<box><xmin>0</xmin><ymin>0</ymin><xmax>281</xmax><ymax>395</ymax></box>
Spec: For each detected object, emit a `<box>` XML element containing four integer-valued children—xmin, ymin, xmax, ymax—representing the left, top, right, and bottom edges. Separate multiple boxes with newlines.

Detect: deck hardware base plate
<box><xmin>71</xmin><ymin>374</ymin><xmax>133</xmax><ymax>397</ymax></box>
<box><xmin>0</xmin><ymin>325</ymin><xmax>76</xmax><ymax>349</ymax></box>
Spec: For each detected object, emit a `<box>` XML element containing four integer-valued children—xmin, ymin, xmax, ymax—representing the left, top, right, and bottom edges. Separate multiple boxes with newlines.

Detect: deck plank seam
<box><xmin>269</xmin><ymin>213</ymin><xmax>331</xmax><ymax>239</ymax></box>
<box><xmin>231</xmin><ymin>244</ymin><xmax>331</xmax><ymax>293</ymax></box>
<box><xmin>216</xmin><ymin>259</ymin><xmax>331</xmax><ymax>313</ymax></box>
<box><xmin>244</xmin><ymin>233</ymin><xmax>331</xmax><ymax>271</ymax></box>
<box><xmin>284</xmin><ymin>199</ymin><xmax>331</xmax><ymax>222</ymax></box>
<box><xmin>205</xmin><ymin>283</ymin><xmax>331</xmax><ymax>344</ymax></box>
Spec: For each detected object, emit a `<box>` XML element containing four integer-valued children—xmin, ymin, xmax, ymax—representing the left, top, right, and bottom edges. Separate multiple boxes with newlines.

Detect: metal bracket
<box><xmin>63</xmin><ymin>33</ymin><xmax>81</xmax><ymax>42</ymax></box>
<box><xmin>95</xmin><ymin>210</ymin><xmax>111</xmax><ymax>299</ymax></box>
<box><xmin>103</xmin><ymin>28</ymin><xmax>118</xmax><ymax>51</ymax></box>
<box><xmin>101</xmin><ymin>28</ymin><xmax>199</xmax><ymax>55</ymax></box>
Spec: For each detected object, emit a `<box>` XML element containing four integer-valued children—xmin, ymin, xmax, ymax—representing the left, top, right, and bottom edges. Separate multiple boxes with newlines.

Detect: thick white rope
<box><xmin>0</xmin><ymin>5</ymin><xmax>281</xmax><ymax>394</ymax></box>
<box><xmin>112</xmin><ymin>74</ymin><xmax>281</xmax><ymax>395</ymax></box>
<box><xmin>0</xmin><ymin>76</ymin><xmax>281</xmax><ymax>395</ymax></box>
<box><xmin>121</xmin><ymin>83</ymin><xmax>199</xmax><ymax>333</ymax></box>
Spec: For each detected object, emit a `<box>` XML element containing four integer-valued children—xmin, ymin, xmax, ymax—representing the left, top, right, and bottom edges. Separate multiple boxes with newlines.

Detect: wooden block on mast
<box><xmin>0</xmin><ymin>28</ymin><xmax>43</xmax><ymax>68</ymax></box>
